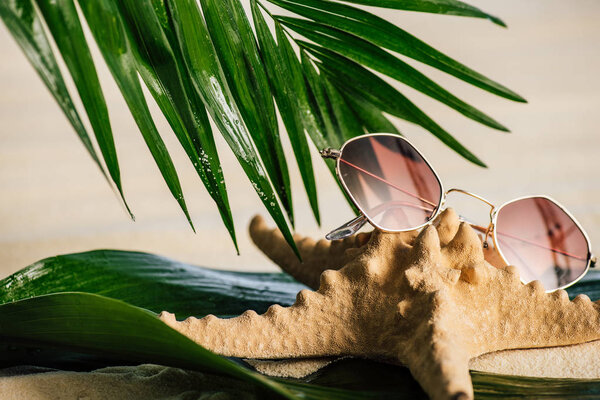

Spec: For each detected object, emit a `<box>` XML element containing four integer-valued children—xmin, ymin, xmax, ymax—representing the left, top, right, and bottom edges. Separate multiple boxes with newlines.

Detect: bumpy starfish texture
<box><xmin>159</xmin><ymin>209</ymin><xmax>600</xmax><ymax>400</ymax></box>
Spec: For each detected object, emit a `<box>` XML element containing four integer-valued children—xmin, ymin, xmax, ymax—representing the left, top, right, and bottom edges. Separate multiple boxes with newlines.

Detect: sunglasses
<box><xmin>320</xmin><ymin>133</ymin><xmax>596</xmax><ymax>292</ymax></box>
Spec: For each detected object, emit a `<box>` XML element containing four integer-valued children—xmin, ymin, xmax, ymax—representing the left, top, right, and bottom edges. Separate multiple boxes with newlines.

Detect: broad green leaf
<box><xmin>0</xmin><ymin>0</ymin><xmax>106</xmax><ymax>181</ymax></box>
<box><xmin>165</xmin><ymin>0</ymin><xmax>300</xmax><ymax>257</ymax></box>
<box><xmin>251</xmin><ymin>2</ymin><xmax>322</xmax><ymax>226</ymax></box>
<box><xmin>77</xmin><ymin>0</ymin><xmax>194</xmax><ymax>229</ymax></box>
<box><xmin>335</xmin><ymin>0</ymin><xmax>505</xmax><ymax>27</ymax></box>
<box><xmin>116</xmin><ymin>0</ymin><xmax>238</xmax><ymax>249</ymax></box>
<box><xmin>0</xmin><ymin>249</ymin><xmax>303</xmax><ymax>318</ymax></box>
<box><xmin>0</xmin><ymin>292</ymin><xmax>298</xmax><ymax>398</ymax></box>
<box><xmin>33</xmin><ymin>0</ymin><xmax>131</xmax><ymax>216</ymax></box>
<box><xmin>305</xmin><ymin>43</ymin><xmax>486</xmax><ymax>167</ymax></box>
<box><xmin>202</xmin><ymin>0</ymin><xmax>294</xmax><ymax>227</ymax></box>
<box><xmin>264</xmin><ymin>0</ymin><xmax>524</xmax><ymax>102</ymax></box>
<box><xmin>278</xmin><ymin>17</ymin><xmax>508</xmax><ymax>132</ymax></box>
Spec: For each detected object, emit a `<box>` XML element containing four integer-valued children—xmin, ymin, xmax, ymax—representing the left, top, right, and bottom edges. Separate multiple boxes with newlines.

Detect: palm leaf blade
<box><xmin>343</xmin><ymin>93</ymin><xmax>401</xmax><ymax>135</ymax></box>
<box><xmin>116</xmin><ymin>0</ymin><xmax>238</xmax><ymax>247</ymax></box>
<box><xmin>337</xmin><ymin>0</ymin><xmax>505</xmax><ymax>27</ymax></box>
<box><xmin>279</xmin><ymin>16</ymin><xmax>509</xmax><ymax>131</ymax></box>
<box><xmin>202</xmin><ymin>0</ymin><xmax>295</xmax><ymax>227</ymax></box>
<box><xmin>305</xmin><ymin>43</ymin><xmax>486</xmax><ymax>166</ymax></box>
<box><xmin>78</xmin><ymin>0</ymin><xmax>194</xmax><ymax>229</ymax></box>
<box><xmin>299</xmin><ymin>53</ymin><xmax>360</xmax><ymax>214</ymax></box>
<box><xmin>34</xmin><ymin>0</ymin><xmax>131</xmax><ymax>215</ymax></box>
<box><xmin>252</xmin><ymin>2</ymin><xmax>321</xmax><ymax>226</ymax></box>
<box><xmin>264</xmin><ymin>0</ymin><xmax>524</xmax><ymax>102</ymax></box>
<box><xmin>165</xmin><ymin>0</ymin><xmax>300</xmax><ymax>257</ymax></box>
<box><xmin>0</xmin><ymin>0</ymin><xmax>107</xmax><ymax>181</ymax></box>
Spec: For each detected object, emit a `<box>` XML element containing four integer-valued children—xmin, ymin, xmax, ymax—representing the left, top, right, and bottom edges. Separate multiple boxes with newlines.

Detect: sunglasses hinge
<box><xmin>320</xmin><ymin>148</ymin><xmax>341</xmax><ymax>159</ymax></box>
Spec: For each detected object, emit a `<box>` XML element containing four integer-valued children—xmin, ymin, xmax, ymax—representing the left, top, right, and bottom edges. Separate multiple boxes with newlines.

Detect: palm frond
<box><xmin>0</xmin><ymin>0</ymin><xmax>525</xmax><ymax>252</ymax></box>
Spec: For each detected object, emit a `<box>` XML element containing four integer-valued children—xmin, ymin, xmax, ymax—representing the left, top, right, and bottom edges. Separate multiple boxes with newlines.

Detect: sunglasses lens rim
<box><xmin>337</xmin><ymin>133</ymin><xmax>444</xmax><ymax>232</ymax></box>
<box><xmin>493</xmin><ymin>195</ymin><xmax>592</xmax><ymax>291</ymax></box>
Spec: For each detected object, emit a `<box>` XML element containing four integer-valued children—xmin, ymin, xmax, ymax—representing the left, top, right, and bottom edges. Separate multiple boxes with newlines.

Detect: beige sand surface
<box><xmin>1</xmin><ymin>0</ymin><xmax>600</xmax><ymax>398</ymax></box>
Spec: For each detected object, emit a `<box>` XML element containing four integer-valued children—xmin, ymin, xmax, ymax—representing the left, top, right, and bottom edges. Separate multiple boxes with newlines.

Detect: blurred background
<box><xmin>1</xmin><ymin>0</ymin><xmax>599</xmax><ymax>278</ymax></box>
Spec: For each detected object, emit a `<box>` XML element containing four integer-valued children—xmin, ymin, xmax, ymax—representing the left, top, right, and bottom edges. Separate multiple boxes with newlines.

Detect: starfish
<box><xmin>159</xmin><ymin>208</ymin><xmax>600</xmax><ymax>400</ymax></box>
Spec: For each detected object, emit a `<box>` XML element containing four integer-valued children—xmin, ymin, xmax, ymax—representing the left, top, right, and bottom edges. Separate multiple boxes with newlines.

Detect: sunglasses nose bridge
<box><xmin>444</xmin><ymin>188</ymin><xmax>496</xmax><ymax>247</ymax></box>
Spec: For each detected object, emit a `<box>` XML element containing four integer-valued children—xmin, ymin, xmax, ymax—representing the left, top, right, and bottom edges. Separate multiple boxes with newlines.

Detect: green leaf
<box><xmin>33</xmin><ymin>0</ymin><xmax>131</xmax><ymax>216</ymax></box>
<box><xmin>278</xmin><ymin>17</ymin><xmax>509</xmax><ymax>131</ymax></box>
<box><xmin>0</xmin><ymin>292</ymin><xmax>298</xmax><ymax>398</ymax></box>
<box><xmin>201</xmin><ymin>0</ymin><xmax>295</xmax><ymax>227</ymax></box>
<box><xmin>0</xmin><ymin>0</ymin><xmax>106</xmax><ymax>181</ymax></box>
<box><xmin>264</xmin><ymin>0</ymin><xmax>524</xmax><ymax>102</ymax></box>
<box><xmin>299</xmin><ymin>52</ymin><xmax>363</xmax><ymax>215</ymax></box>
<box><xmin>77</xmin><ymin>0</ymin><xmax>194</xmax><ymax>229</ymax></box>
<box><xmin>343</xmin><ymin>93</ymin><xmax>401</xmax><ymax>135</ymax></box>
<box><xmin>321</xmin><ymin>78</ymin><xmax>364</xmax><ymax>141</ymax></box>
<box><xmin>251</xmin><ymin>2</ymin><xmax>322</xmax><ymax>226</ymax></box>
<box><xmin>0</xmin><ymin>249</ymin><xmax>303</xmax><ymax>318</ymax></box>
<box><xmin>165</xmin><ymin>0</ymin><xmax>300</xmax><ymax>258</ymax></box>
<box><xmin>334</xmin><ymin>0</ymin><xmax>506</xmax><ymax>27</ymax></box>
<box><xmin>116</xmin><ymin>0</ymin><xmax>238</xmax><ymax>249</ymax></box>
<box><xmin>305</xmin><ymin>43</ymin><xmax>487</xmax><ymax>167</ymax></box>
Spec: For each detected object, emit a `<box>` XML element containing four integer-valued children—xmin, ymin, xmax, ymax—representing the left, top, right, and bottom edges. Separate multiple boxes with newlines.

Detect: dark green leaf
<box><xmin>78</xmin><ymin>0</ymin><xmax>194</xmax><ymax>229</ymax></box>
<box><xmin>116</xmin><ymin>0</ymin><xmax>238</xmax><ymax>249</ymax></box>
<box><xmin>0</xmin><ymin>0</ymin><xmax>106</xmax><ymax>181</ymax></box>
<box><xmin>322</xmin><ymin>78</ymin><xmax>364</xmax><ymax>141</ymax></box>
<box><xmin>0</xmin><ymin>249</ymin><xmax>303</xmax><ymax>318</ymax></box>
<box><xmin>252</xmin><ymin>2</ymin><xmax>321</xmax><ymax>226</ymax></box>
<box><xmin>202</xmin><ymin>0</ymin><xmax>295</xmax><ymax>227</ymax></box>
<box><xmin>0</xmin><ymin>292</ymin><xmax>298</xmax><ymax>398</ymax></box>
<box><xmin>165</xmin><ymin>0</ymin><xmax>300</xmax><ymax>257</ymax></box>
<box><xmin>304</xmin><ymin>43</ymin><xmax>487</xmax><ymax>167</ymax></box>
<box><xmin>34</xmin><ymin>0</ymin><xmax>131</xmax><ymax>216</ymax></box>
<box><xmin>264</xmin><ymin>0</ymin><xmax>524</xmax><ymax>102</ymax></box>
<box><xmin>334</xmin><ymin>0</ymin><xmax>506</xmax><ymax>27</ymax></box>
<box><xmin>279</xmin><ymin>17</ymin><xmax>508</xmax><ymax>131</ymax></box>
<box><xmin>343</xmin><ymin>94</ymin><xmax>401</xmax><ymax>135</ymax></box>
<box><xmin>299</xmin><ymin>52</ymin><xmax>363</xmax><ymax>215</ymax></box>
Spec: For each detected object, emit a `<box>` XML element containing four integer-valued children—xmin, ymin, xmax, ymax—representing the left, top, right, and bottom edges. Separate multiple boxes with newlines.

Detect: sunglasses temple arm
<box><xmin>326</xmin><ymin>214</ymin><xmax>368</xmax><ymax>240</ymax></box>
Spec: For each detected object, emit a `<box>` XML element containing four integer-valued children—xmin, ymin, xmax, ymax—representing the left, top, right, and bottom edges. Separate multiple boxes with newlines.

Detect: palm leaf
<box><xmin>305</xmin><ymin>43</ymin><xmax>487</xmax><ymax>166</ymax></box>
<box><xmin>1</xmin><ymin>250</ymin><xmax>600</xmax><ymax>399</ymax></box>
<box><xmin>277</xmin><ymin>16</ymin><xmax>509</xmax><ymax>131</ymax></box>
<box><xmin>0</xmin><ymin>0</ymin><xmax>526</xmax><ymax>253</ymax></box>
<box><xmin>0</xmin><ymin>0</ymin><xmax>106</xmax><ymax>180</ymax></box>
<box><xmin>34</xmin><ymin>0</ymin><xmax>132</xmax><ymax>216</ymax></box>
<box><xmin>264</xmin><ymin>0</ymin><xmax>524</xmax><ymax>102</ymax></box>
<box><xmin>78</xmin><ymin>0</ymin><xmax>194</xmax><ymax>229</ymax></box>
<box><xmin>252</xmin><ymin>3</ymin><xmax>321</xmax><ymax>225</ymax></box>
<box><xmin>202</xmin><ymin>0</ymin><xmax>295</xmax><ymax>227</ymax></box>
<box><xmin>116</xmin><ymin>0</ymin><xmax>238</xmax><ymax>248</ymax></box>
<box><xmin>338</xmin><ymin>0</ymin><xmax>506</xmax><ymax>27</ymax></box>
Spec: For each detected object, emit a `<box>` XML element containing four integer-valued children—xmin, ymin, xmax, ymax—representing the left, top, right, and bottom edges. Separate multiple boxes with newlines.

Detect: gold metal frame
<box><xmin>322</xmin><ymin>133</ymin><xmax>595</xmax><ymax>292</ymax></box>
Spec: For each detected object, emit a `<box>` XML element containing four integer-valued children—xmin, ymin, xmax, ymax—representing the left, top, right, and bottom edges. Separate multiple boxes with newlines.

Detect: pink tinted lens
<box><xmin>495</xmin><ymin>197</ymin><xmax>590</xmax><ymax>291</ymax></box>
<box><xmin>338</xmin><ymin>135</ymin><xmax>442</xmax><ymax>231</ymax></box>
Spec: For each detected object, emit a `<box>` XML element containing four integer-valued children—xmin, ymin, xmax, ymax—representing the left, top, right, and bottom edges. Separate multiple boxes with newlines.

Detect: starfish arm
<box><xmin>159</xmin><ymin>291</ymin><xmax>353</xmax><ymax>359</ymax></box>
<box><xmin>402</xmin><ymin>330</ymin><xmax>473</xmax><ymax>400</ymax></box>
<box><xmin>249</xmin><ymin>215</ymin><xmax>369</xmax><ymax>289</ymax></box>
